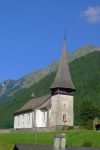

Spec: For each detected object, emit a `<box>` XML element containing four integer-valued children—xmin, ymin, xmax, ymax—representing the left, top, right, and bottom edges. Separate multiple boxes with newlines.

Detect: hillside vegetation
<box><xmin>0</xmin><ymin>45</ymin><xmax>99</xmax><ymax>99</ymax></box>
<box><xmin>0</xmin><ymin>51</ymin><xmax>100</xmax><ymax>128</ymax></box>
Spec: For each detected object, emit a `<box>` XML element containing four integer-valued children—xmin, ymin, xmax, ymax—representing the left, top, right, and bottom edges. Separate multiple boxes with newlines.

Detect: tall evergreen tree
<box><xmin>80</xmin><ymin>100</ymin><xmax>100</xmax><ymax>129</ymax></box>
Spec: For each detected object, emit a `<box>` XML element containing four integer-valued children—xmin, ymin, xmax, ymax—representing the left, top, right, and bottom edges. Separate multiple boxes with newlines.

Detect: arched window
<box><xmin>63</xmin><ymin>114</ymin><xmax>67</xmax><ymax>122</ymax></box>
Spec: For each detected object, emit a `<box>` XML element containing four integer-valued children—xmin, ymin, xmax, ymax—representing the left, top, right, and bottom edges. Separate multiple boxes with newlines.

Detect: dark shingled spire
<box><xmin>50</xmin><ymin>34</ymin><xmax>75</xmax><ymax>95</ymax></box>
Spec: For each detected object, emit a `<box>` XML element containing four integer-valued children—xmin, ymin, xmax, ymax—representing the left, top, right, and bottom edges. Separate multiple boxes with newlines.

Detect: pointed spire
<box><xmin>63</xmin><ymin>31</ymin><xmax>67</xmax><ymax>50</ymax></box>
<box><xmin>50</xmin><ymin>34</ymin><xmax>75</xmax><ymax>95</ymax></box>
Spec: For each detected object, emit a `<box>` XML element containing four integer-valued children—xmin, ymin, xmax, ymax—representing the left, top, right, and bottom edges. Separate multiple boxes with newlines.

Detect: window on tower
<box><xmin>63</xmin><ymin>114</ymin><xmax>67</xmax><ymax>122</ymax></box>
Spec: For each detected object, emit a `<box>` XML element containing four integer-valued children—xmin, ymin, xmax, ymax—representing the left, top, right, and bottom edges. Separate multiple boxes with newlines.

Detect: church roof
<box><xmin>13</xmin><ymin>144</ymin><xmax>53</xmax><ymax>150</ymax></box>
<box><xmin>13</xmin><ymin>144</ymin><xmax>100</xmax><ymax>150</ymax></box>
<box><xmin>50</xmin><ymin>35</ymin><xmax>75</xmax><ymax>91</ymax></box>
<box><xmin>37</xmin><ymin>97</ymin><xmax>51</xmax><ymax>109</ymax></box>
<box><xmin>14</xmin><ymin>94</ymin><xmax>51</xmax><ymax>115</ymax></box>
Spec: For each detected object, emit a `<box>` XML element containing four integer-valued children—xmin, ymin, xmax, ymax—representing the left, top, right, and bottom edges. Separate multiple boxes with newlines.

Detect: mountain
<box><xmin>69</xmin><ymin>45</ymin><xmax>100</xmax><ymax>62</ymax></box>
<box><xmin>0</xmin><ymin>45</ymin><xmax>99</xmax><ymax>102</ymax></box>
<box><xmin>0</xmin><ymin>51</ymin><xmax>100</xmax><ymax>128</ymax></box>
<box><xmin>0</xmin><ymin>80</ymin><xmax>17</xmax><ymax>95</ymax></box>
<box><xmin>0</xmin><ymin>61</ymin><xmax>58</xmax><ymax>102</ymax></box>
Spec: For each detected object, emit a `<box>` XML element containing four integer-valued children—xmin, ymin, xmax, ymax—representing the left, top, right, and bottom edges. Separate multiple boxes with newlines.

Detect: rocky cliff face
<box><xmin>0</xmin><ymin>80</ymin><xmax>17</xmax><ymax>95</ymax></box>
<box><xmin>0</xmin><ymin>61</ymin><xmax>58</xmax><ymax>97</ymax></box>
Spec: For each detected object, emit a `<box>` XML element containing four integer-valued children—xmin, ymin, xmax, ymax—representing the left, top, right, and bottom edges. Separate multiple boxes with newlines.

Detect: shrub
<box><xmin>67</xmin><ymin>126</ymin><xmax>74</xmax><ymax>130</ymax></box>
<box><xmin>81</xmin><ymin>119</ymin><xmax>93</xmax><ymax>130</ymax></box>
<box><xmin>86</xmin><ymin>120</ymin><xmax>93</xmax><ymax>130</ymax></box>
<box><xmin>82</xmin><ymin>140</ymin><xmax>92</xmax><ymax>147</ymax></box>
<box><xmin>62</xmin><ymin>125</ymin><xmax>68</xmax><ymax>130</ymax></box>
<box><xmin>62</xmin><ymin>126</ymin><xmax>74</xmax><ymax>130</ymax></box>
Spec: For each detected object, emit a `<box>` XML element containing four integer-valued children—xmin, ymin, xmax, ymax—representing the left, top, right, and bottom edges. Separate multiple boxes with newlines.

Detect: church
<box><xmin>14</xmin><ymin>35</ymin><xmax>76</xmax><ymax>129</ymax></box>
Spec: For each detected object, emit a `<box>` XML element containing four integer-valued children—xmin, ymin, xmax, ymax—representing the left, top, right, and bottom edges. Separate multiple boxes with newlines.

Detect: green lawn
<box><xmin>0</xmin><ymin>130</ymin><xmax>100</xmax><ymax>150</ymax></box>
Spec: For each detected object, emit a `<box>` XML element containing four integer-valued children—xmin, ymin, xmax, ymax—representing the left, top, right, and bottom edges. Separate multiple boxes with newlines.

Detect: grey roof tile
<box><xmin>14</xmin><ymin>94</ymin><xmax>51</xmax><ymax>114</ymax></box>
<box><xmin>13</xmin><ymin>144</ymin><xmax>100</xmax><ymax>150</ymax></box>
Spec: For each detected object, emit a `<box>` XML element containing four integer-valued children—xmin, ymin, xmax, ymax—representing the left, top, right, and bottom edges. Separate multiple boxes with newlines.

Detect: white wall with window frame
<box><xmin>14</xmin><ymin>112</ymin><xmax>33</xmax><ymax>129</ymax></box>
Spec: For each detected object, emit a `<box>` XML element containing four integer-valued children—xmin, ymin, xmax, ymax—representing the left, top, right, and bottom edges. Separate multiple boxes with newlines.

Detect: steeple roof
<box><xmin>50</xmin><ymin>35</ymin><xmax>75</xmax><ymax>92</ymax></box>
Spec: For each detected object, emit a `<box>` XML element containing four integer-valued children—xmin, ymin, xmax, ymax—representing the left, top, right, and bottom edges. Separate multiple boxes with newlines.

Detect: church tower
<box><xmin>49</xmin><ymin>35</ymin><xmax>76</xmax><ymax>127</ymax></box>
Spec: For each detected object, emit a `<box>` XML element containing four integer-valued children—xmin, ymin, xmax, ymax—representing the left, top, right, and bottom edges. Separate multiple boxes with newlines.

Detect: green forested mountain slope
<box><xmin>0</xmin><ymin>45</ymin><xmax>99</xmax><ymax>101</ymax></box>
<box><xmin>0</xmin><ymin>61</ymin><xmax>58</xmax><ymax>101</ymax></box>
<box><xmin>69</xmin><ymin>45</ymin><xmax>100</xmax><ymax>62</ymax></box>
<box><xmin>0</xmin><ymin>51</ymin><xmax>100</xmax><ymax>128</ymax></box>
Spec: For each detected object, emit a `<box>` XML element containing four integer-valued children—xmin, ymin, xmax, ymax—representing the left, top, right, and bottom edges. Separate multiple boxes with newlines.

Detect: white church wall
<box><xmin>36</xmin><ymin>110</ymin><xmax>47</xmax><ymax>127</ymax></box>
<box><xmin>14</xmin><ymin>112</ymin><xmax>33</xmax><ymax>129</ymax></box>
<box><xmin>49</xmin><ymin>94</ymin><xmax>74</xmax><ymax>126</ymax></box>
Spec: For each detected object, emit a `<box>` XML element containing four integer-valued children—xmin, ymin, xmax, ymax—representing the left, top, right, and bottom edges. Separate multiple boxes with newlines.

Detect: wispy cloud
<box><xmin>81</xmin><ymin>6</ymin><xmax>100</xmax><ymax>23</ymax></box>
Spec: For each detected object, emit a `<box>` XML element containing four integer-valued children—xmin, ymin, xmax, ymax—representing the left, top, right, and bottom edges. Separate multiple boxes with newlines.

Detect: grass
<box><xmin>0</xmin><ymin>130</ymin><xmax>100</xmax><ymax>150</ymax></box>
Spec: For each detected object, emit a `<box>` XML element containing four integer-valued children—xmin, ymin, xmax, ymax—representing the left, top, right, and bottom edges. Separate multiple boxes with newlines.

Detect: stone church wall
<box><xmin>49</xmin><ymin>94</ymin><xmax>74</xmax><ymax>126</ymax></box>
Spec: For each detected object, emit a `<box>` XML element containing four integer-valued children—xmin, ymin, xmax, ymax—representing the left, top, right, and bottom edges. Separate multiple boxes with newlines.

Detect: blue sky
<box><xmin>0</xmin><ymin>0</ymin><xmax>100</xmax><ymax>82</ymax></box>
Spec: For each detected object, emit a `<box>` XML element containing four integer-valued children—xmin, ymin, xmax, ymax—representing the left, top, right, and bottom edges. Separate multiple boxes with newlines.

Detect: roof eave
<box><xmin>14</xmin><ymin>109</ymin><xmax>32</xmax><ymax>115</ymax></box>
<box><xmin>50</xmin><ymin>86</ymin><xmax>76</xmax><ymax>91</ymax></box>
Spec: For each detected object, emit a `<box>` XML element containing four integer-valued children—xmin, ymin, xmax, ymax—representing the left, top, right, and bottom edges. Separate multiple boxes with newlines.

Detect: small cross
<box><xmin>63</xmin><ymin>28</ymin><xmax>68</xmax><ymax>40</ymax></box>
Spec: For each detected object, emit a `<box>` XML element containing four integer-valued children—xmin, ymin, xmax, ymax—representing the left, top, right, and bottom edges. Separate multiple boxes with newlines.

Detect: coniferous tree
<box><xmin>80</xmin><ymin>100</ymin><xmax>100</xmax><ymax>129</ymax></box>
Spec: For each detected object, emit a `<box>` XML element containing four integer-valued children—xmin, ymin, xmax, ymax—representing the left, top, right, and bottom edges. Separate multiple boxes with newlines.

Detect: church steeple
<box><xmin>50</xmin><ymin>35</ymin><xmax>75</xmax><ymax>95</ymax></box>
